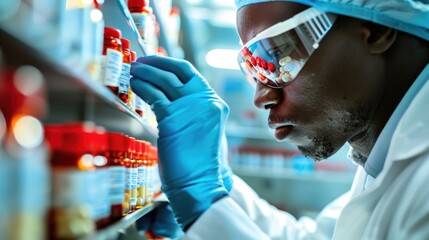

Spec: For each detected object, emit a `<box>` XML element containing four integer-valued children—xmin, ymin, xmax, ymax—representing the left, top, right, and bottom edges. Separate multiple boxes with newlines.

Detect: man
<box><xmin>130</xmin><ymin>0</ymin><xmax>429</xmax><ymax>239</ymax></box>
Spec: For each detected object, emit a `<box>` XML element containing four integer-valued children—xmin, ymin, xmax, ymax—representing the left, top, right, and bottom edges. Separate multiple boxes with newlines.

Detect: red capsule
<box><xmin>268</xmin><ymin>62</ymin><xmax>276</xmax><ymax>72</ymax></box>
<box><xmin>261</xmin><ymin>59</ymin><xmax>268</xmax><ymax>70</ymax></box>
<box><xmin>250</xmin><ymin>56</ymin><xmax>256</xmax><ymax>66</ymax></box>
<box><xmin>256</xmin><ymin>57</ymin><xmax>261</xmax><ymax>67</ymax></box>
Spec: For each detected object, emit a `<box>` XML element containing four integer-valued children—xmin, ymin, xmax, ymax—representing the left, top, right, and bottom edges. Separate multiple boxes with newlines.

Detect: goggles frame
<box><xmin>237</xmin><ymin>8</ymin><xmax>337</xmax><ymax>89</ymax></box>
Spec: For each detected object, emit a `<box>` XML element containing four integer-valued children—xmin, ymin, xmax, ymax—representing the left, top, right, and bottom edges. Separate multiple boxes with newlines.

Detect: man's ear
<box><xmin>361</xmin><ymin>22</ymin><xmax>397</xmax><ymax>54</ymax></box>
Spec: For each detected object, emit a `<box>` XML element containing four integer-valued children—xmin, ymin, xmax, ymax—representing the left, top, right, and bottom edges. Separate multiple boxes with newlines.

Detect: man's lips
<box><xmin>274</xmin><ymin>125</ymin><xmax>294</xmax><ymax>140</ymax></box>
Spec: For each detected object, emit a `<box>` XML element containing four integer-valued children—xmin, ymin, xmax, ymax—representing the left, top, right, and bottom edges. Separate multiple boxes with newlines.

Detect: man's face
<box><xmin>236</xmin><ymin>2</ymin><xmax>386</xmax><ymax>161</ymax></box>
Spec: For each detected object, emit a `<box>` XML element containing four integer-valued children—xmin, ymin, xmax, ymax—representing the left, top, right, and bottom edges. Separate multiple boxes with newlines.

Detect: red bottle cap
<box><xmin>108</xmin><ymin>132</ymin><xmax>126</xmax><ymax>152</ymax></box>
<box><xmin>121</xmin><ymin>38</ymin><xmax>130</xmax><ymax>51</ymax></box>
<box><xmin>130</xmin><ymin>51</ymin><xmax>137</xmax><ymax>62</ymax></box>
<box><xmin>104</xmin><ymin>27</ymin><xmax>122</xmax><ymax>39</ymax></box>
<box><xmin>127</xmin><ymin>137</ymin><xmax>136</xmax><ymax>154</ymax></box>
<box><xmin>128</xmin><ymin>0</ymin><xmax>149</xmax><ymax>12</ymax></box>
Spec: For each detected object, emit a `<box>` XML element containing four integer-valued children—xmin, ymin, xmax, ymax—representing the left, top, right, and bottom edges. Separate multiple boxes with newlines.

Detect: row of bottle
<box><xmin>44</xmin><ymin>122</ymin><xmax>162</xmax><ymax>239</ymax></box>
<box><xmin>101</xmin><ymin>26</ymin><xmax>146</xmax><ymax>116</ymax></box>
<box><xmin>229</xmin><ymin>146</ymin><xmax>354</xmax><ymax>174</ymax></box>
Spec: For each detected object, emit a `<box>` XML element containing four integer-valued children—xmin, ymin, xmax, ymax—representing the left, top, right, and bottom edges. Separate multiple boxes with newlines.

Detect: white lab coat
<box><xmin>186</xmin><ymin>63</ymin><xmax>429</xmax><ymax>240</ymax></box>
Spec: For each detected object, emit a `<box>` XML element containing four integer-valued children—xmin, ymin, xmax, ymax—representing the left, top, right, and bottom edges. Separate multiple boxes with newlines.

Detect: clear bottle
<box><xmin>101</xmin><ymin>27</ymin><xmax>123</xmax><ymax>95</ymax></box>
<box><xmin>119</xmin><ymin>38</ymin><xmax>131</xmax><ymax>104</ymax></box>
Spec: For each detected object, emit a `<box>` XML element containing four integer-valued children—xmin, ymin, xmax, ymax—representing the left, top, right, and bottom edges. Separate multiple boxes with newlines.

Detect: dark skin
<box><xmin>237</xmin><ymin>2</ymin><xmax>429</xmax><ymax>164</ymax></box>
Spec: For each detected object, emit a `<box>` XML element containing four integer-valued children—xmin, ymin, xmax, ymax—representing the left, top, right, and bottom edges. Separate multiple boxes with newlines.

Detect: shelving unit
<box><xmin>233</xmin><ymin>166</ymin><xmax>355</xmax><ymax>184</ymax></box>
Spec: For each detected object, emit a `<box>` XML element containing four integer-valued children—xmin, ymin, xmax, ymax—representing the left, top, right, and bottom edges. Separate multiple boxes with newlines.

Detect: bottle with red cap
<box><xmin>101</xmin><ymin>27</ymin><xmax>123</xmax><ymax>95</ymax></box>
<box><xmin>128</xmin><ymin>0</ymin><xmax>157</xmax><ymax>54</ymax></box>
<box><xmin>136</xmin><ymin>140</ymin><xmax>148</xmax><ymax>208</ymax></box>
<box><xmin>124</xmin><ymin>137</ymin><xmax>138</xmax><ymax>213</ymax></box>
<box><xmin>45</xmin><ymin>123</ymin><xmax>97</xmax><ymax>239</ymax></box>
<box><xmin>106</xmin><ymin>132</ymin><xmax>127</xmax><ymax>222</ymax></box>
<box><xmin>118</xmin><ymin>38</ymin><xmax>131</xmax><ymax>105</ymax></box>
<box><xmin>145</xmin><ymin>145</ymin><xmax>155</xmax><ymax>204</ymax></box>
<box><xmin>130</xmin><ymin>51</ymin><xmax>145</xmax><ymax>117</ymax></box>
<box><xmin>90</xmin><ymin>126</ymin><xmax>110</xmax><ymax>229</ymax></box>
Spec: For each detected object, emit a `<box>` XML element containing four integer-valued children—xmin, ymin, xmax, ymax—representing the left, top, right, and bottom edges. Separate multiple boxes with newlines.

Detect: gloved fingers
<box><xmin>135</xmin><ymin>208</ymin><xmax>156</xmax><ymax>232</ymax></box>
<box><xmin>136</xmin><ymin>55</ymin><xmax>197</xmax><ymax>84</ymax></box>
<box><xmin>131</xmin><ymin>62</ymin><xmax>185</xmax><ymax>101</ymax></box>
<box><xmin>130</xmin><ymin>76</ymin><xmax>172</xmax><ymax>121</ymax></box>
<box><xmin>151</xmin><ymin>203</ymin><xmax>184</xmax><ymax>239</ymax></box>
<box><xmin>130</xmin><ymin>76</ymin><xmax>170</xmax><ymax>106</ymax></box>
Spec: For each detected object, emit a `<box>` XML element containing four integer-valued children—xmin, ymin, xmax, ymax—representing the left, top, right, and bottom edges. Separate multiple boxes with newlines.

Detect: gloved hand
<box><xmin>135</xmin><ymin>202</ymin><xmax>184</xmax><ymax>239</ymax></box>
<box><xmin>130</xmin><ymin>56</ymin><xmax>229</xmax><ymax>230</ymax></box>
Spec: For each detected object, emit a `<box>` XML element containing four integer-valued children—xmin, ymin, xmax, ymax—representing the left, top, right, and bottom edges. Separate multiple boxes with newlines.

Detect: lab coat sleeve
<box><xmin>185</xmin><ymin>175</ymin><xmax>350</xmax><ymax>240</ymax></box>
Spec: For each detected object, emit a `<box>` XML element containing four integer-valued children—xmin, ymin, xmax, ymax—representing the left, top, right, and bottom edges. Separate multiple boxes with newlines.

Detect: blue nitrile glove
<box><xmin>135</xmin><ymin>202</ymin><xmax>184</xmax><ymax>239</ymax></box>
<box><xmin>130</xmin><ymin>56</ymin><xmax>229</xmax><ymax>230</ymax></box>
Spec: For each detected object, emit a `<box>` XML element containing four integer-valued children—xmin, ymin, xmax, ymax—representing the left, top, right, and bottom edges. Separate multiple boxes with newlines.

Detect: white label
<box><xmin>134</xmin><ymin>94</ymin><xmax>144</xmax><ymax>110</ymax></box>
<box><xmin>92</xmin><ymin>168</ymin><xmax>110</xmax><ymax>220</ymax></box>
<box><xmin>101</xmin><ymin>48</ymin><xmax>123</xmax><ymax>87</ymax></box>
<box><xmin>138</xmin><ymin>166</ymin><xmax>147</xmax><ymax>187</ymax></box>
<box><xmin>125</xmin><ymin>167</ymin><xmax>138</xmax><ymax>190</ymax></box>
<box><xmin>109</xmin><ymin>166</ymin><xmax>125</xmax><ymax>205</ymax></box>
<box><xmin>131</xmin><ymin>13</ymin><xmax>148</xmax><ymax>38</ymax></box>
<box><xmin>52</xmin><ymin>169</ymin><xmax>93</xmax><ymax>210</ymax></box>
<box><xmin>118</xmin><ymin>63</ymin><xmax>130</xmax><ymax>95</ymax></box>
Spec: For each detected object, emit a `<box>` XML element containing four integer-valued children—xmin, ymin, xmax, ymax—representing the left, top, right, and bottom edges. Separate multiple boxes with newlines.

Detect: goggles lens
<box><xmin>237</xmin><ymin>8</ymin><xmax>337</xmax><ymax>88</ymax></box>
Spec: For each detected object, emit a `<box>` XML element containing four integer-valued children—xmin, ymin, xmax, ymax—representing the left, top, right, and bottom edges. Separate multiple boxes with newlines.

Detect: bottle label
<box><xmin>125</xmin><ymin>167</ymin><xmax>138</xmax><ymax>190</ymax></box>
<box><xmin>91</xmin><ymin>168</ymin><xmax>110</xmax><ymax>220</ymax></box>
<box><xmin>134</xmin><ymin>94</ymin><xmax>144</xmax><ymax>110</ymax></box>
<box><xmin>119</xmin><ymin>63</ymin><xmax>131</xmax><ymax>95</ymax></box>
<box><xmin>131</xmin><ymin>13</ymin><xmax>148</xmax><ymax>39</ymax></box>
<box><xmin>102</xmin><ymin>48</ymin><xmax>123</xmax><ymax>87</ymax></box>
<box><xmin>109</xmin><ymin>166</ymin><xmax>125</xmax><ymax>205</ymax></box>
<box><xmin>137</xmin><ymin>165</ymin><xmax>146</xmax><ymax>187</ymax></box>
<box><xmin>52</xmin><ymin>169</ymin><xmax>93</xmax><ymax>211</ymax></box>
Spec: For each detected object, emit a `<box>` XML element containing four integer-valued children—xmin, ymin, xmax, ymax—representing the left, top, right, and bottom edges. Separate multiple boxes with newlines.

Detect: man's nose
<box><xmin>253</xmin><ymin>82</ymin><xmax>281</xmax><ymax>110</ymax></box>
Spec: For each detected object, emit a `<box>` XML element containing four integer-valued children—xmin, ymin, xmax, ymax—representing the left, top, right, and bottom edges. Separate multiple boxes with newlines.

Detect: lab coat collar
<box><xmin>361</xmin><ymin>62</ymin><xmax>429</xmax><ymax>177</ymax></box>
<box><xmin>387</xmin><ymin>63</ymin><xmax>429</xmax><ymax>162</ymax></box>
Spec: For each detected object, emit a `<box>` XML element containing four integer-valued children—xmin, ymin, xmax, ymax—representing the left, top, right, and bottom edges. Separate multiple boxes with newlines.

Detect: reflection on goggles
<box><xmin>238</xmin><ymin>8</ymin><xmax>337</xmax><ymax>88</ymax></box>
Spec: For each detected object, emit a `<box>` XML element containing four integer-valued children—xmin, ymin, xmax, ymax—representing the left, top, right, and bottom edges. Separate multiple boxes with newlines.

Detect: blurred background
<box><xmin>0</xmin><ymin>0</ymin><xmax>356</xmax><ymax>239</ymax></box>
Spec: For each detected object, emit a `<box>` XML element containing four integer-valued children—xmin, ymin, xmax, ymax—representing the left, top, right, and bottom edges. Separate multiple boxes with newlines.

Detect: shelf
<box><xmin>0</xmin><ymin>19</ymin><xmax>158</xmax><ymax>143</ymax></box>
<box><xmin>232</xmin><ymin>166</ymin><xmax>355</xmax><ymax>184</ymax></box>
<box><xmin>81</xmin><ymin>202</ymin><xmax>160</xmax><ymax>240</ymax></box>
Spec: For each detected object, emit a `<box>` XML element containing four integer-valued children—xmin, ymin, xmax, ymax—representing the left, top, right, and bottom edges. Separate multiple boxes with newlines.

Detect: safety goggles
<box><xmin>237</xmin><ymin>8</ymin><xmax>337</xmax><ymax>88</ymax></box>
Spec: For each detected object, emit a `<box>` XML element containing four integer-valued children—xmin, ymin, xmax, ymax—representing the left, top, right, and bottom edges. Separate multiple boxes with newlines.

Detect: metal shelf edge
<box><xmin>80</xmin><ymin>202</ymin><xmax>161</xmax><ymax>240</ymax></box>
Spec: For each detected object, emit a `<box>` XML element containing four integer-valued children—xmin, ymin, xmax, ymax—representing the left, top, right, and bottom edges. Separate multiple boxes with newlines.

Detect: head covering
<box><xmin>235</xmin><ymin>0</ymin><xmax>429</xmax><ymax>41</ymax></box>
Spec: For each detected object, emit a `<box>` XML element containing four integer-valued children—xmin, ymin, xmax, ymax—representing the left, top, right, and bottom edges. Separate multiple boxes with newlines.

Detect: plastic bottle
<box><xmin>106</xmin><ymin>132</ymin><xmax>126</xmax><ymax>222</ymax></box>
<box><xmin>145</xmin><ymin>145</ymin><xmax>155</xmax><ymax>203</ymax></box>
<box><xmin>136</xmin><ymin>140</ymin><xmax>149</xmax><ymax>208</ymax></box>
<box><xmin>91</xmin><ymin>126</ymin><xmax>110</xmax><ymax>229</ymax></box>
<box><xmin>124</xmin><ymin>137</ymin><xmax>138</xmax><ymax>213</ymax></box>
<box><xmin>131</xmin><ymin>51</ymin><xmax>145</xmax><ymax>117</ymax></box>
<box><xmin>128</xmin><ymin>0</ymin><xmax>151</xmax><ymax>40</ymax></box>
<box><xmin>119</xmin><ymin>38</ymin><xmax>131</xmax><ymax>104</ymax></box>
<box><xmin>45</xmin><ymin>124</ymin><xmax>96</xmax><ymax>239</ymax></box>
<box><xmin>101</xmin><ymin>27</ymin><xmax>123</xmax><ymax>95</ymax></box>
